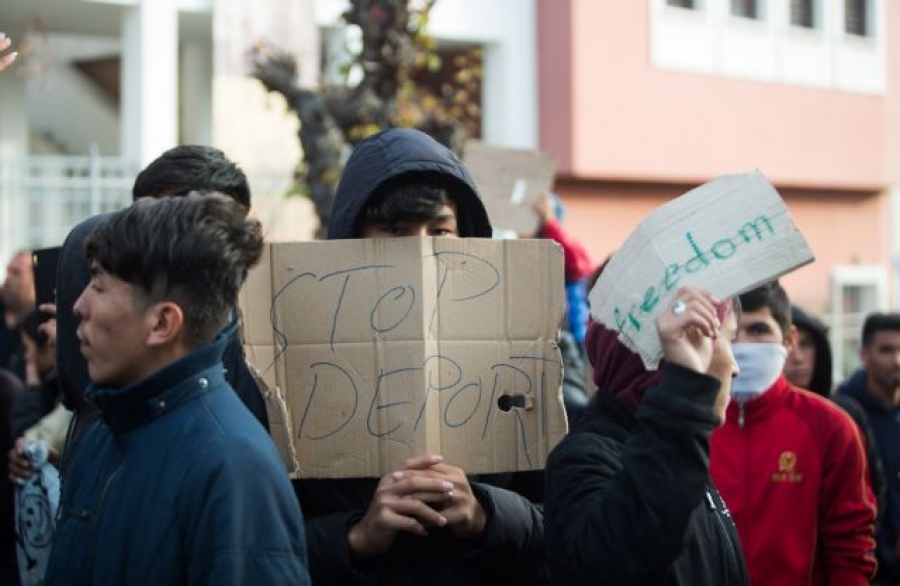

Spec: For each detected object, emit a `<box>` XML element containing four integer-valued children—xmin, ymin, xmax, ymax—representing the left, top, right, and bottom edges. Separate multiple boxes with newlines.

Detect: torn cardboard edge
<box><xmin>589</xmin><ymin>171</ymin><xmax>815</xmax><ymax>369</ymax></box>
<box><xmin>241</xmin><ymin>237</ymin><xmax>569</xmax><ymax>479</ymax></box>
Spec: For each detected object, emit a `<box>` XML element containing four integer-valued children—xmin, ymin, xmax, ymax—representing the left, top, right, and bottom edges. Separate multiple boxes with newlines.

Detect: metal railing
<box><xmin>0</xmin><ymin>149</ymin><xmax>138</xmax><ymax>262</ymax></box>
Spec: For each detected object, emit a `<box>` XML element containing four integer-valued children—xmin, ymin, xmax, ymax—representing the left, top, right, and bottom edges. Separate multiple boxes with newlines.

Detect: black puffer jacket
<box><xmin>545</xmin><ymin>364</ymin><xmax>750</xmax><ymax>586</ymax></box>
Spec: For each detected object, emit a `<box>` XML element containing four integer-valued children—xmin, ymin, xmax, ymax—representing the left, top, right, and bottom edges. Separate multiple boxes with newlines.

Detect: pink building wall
<box><xmin>539</xmin><ymin>0</ymin><xmax>898</xmax><ymax>312</ymax></box>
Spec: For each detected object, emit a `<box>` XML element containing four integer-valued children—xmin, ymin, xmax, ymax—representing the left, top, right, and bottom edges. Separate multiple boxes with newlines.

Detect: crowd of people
<box><xmin>0</xmin><ymin>29</ymin><xmax>896</xmax><ymax>586</ymax></box>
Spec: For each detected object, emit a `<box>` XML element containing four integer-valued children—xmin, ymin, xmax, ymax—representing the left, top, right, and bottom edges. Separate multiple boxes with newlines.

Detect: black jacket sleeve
<box><xmin>304</xmin><ymin>510</ymin><xmax>378</xmax><ymax>586</ymax></box>
<box><xmin>462</xmin><ymin>482</ymin><xmax>545</xmax><ymax>583</ymax></box>
<box><xmin>544</xmin><ymin>363</ymin><xmax>721</xmax><ymax>585</ymax></box>
<box><xmin>301</xmin><ymin>479</ymin><xmax>545</xmax><ymax>586</ymax></box>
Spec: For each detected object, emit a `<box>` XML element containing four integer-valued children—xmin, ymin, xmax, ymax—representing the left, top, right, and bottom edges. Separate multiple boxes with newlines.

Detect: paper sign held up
<box><xmin>241</xmin><ymin>237</ymin><xmax>568</xmax><ymax>479</ymax></box>
<box><xmin>463</xmin><ymin>140</ymin><xmax>556</xmax><ymax>236</ymax></box>
<box><xmin>589</xmin><ymin>172</ymin><xmax>814</xmax><ymax>369</ymax></box>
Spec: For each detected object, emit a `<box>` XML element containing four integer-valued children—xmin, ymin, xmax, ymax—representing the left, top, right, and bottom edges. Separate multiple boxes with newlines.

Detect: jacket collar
<box><xmin>86</xmin><ymin>328</ymin><xmax>230</xmax><ymax>434</ymax></box>
<box><xmin>839</xmin><ymin>367</ymin><xmax>893</xmax><ymax>414</ymax></box>
<box><xmin>725</xmin><ymin>373</ymin><xmax>792</xmax><ymax>425</ymax></box>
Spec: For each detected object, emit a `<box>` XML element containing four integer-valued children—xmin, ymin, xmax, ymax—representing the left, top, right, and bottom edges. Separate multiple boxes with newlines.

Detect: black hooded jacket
<box><xmin>298</xmin><ymin>128</ymin><xmax>545</xmax><ymax>586</ymax></box>
<box><xmin>328</xmin><ymin>128</ymin><xmax>492</xmax><ymax>239</ymax></box>
<box><xmin>545</xmin><ymin>364</ymin><xmax>750</xmax><ymax>586</ymax></box>
<box><xmin>790</xmin><ymin>305</ymin><xmax>833</xmax><ymax>397</ymax></box>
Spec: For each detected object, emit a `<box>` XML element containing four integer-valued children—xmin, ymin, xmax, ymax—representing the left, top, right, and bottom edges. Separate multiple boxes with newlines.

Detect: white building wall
<box><xmin>26</xmin><ymin>34</ymin><xmax>121</xmax><ymax>156</ymax></box>
<box><xmin>650</xmin><ymin>0</ymin><xmax>886</xmax><ymax>95</ymax></box>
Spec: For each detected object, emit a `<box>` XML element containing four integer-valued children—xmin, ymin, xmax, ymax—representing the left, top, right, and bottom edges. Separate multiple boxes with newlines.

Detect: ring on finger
<box><xmin>671</xmin><ymin>299</ymin><xmax>687</xmax><ymax>315</ymax></box>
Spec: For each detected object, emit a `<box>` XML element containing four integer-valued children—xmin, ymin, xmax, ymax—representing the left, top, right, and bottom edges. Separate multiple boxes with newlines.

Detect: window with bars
<box><xmin>731</xmin><ymin>0</ymin><xmax>760</xmax><ymax>19</ymax></box>
<box><xmin>845</xmin><ymin>0</ymin><xmax>870</xmax><ymax>36</ymax></box>
<box><xmin>791</xmin><ymin>0</ymin><xmax>816</xmax><ymax>28</ymax></box>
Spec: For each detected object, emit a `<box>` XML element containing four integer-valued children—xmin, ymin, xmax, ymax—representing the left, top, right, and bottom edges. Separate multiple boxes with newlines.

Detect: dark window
<box><xmin>791</xmin><ymin>0</ymin><xmax>815</xmax><ymax>28</ymax></box>
<box><xmin>667</xmin><ymin>0</ymin><xmax>697</xmax><ymax>8</ymax></box>
<box><xmin>845</xmin><ymin>0</ymin><xmax>870</xmax><ymax>36</ymax></box>
<box><xmin>731</xmin><ymin>0</ymin><xmax>760</xmax><ymax>19</ymax></box>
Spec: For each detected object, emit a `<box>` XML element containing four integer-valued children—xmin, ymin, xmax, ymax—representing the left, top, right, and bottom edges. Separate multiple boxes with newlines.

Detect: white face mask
<box><xmin>731</xmin><ymin>343</ymin><xmax>788</xmax><ymax>403</ymax></box>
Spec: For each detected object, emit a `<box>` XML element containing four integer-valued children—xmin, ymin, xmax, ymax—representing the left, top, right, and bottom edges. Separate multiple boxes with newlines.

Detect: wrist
<box><xmin>347</xmin><ymin>521</ymin><xmax>372</xmax><ymax>558</ymax></box>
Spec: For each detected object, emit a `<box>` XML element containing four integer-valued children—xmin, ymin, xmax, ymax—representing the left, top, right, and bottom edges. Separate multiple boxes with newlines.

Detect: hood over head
<box><xmin>586</xmin><ymin>320</ymin><xmax>663</xmax><ymax>413</ymax></box>
<box><xmin>790</xmin><ymin>305</ymin><xmax>833</xmax><ymax>396</ymax></box>
<box><xmin>327</xmin><ymin>128</ymin><xmax>492</xmax><ymax>239</ymax></box>
<box><xmin>57</xmin><ymin>213</ymin><xmax>112</xmax><ymax>410</ymax></box>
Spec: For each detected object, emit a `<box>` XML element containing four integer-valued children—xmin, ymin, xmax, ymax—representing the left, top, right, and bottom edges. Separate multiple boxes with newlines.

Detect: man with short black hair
<box><xmin>132</xmin><ymin>145</ymin><xmax>251</xmax><ymax>210</ymax></box>
<box><xmin>53</xmin><ymin>145</ymin><xmax>266</xmax><ymax>462</ymax></box>
<box><xmin>836</xmin><ymin>312</ymin><xmax>900</xmax><ymax>585</ymax></box>
<box><xmin>45</xmin><ymin>193</ymin><xmax>310</xmax><ymax>585</ymax></box>
<box><xmin>711</xmin><ymin>280</ymin><xmax>876</xmax><ymax>586</ymax></box>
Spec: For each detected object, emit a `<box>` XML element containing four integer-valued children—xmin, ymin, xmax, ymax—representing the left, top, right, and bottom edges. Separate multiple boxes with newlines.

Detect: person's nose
<box><xmin>73</xmin><ymin>290</ymin><xmax>88</xmax><ymax>319</ymax></box>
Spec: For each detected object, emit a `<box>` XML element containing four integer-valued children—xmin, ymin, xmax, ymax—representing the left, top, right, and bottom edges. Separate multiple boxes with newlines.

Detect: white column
<box><xmin>120</xmin><ymin>0</ymin><xmax>179</xmax><ymax>167</ymax></box>
<box><xmin>181</xmin><ymin>40</ymin><xmax>212</xmax><ymax>145</ymax></box>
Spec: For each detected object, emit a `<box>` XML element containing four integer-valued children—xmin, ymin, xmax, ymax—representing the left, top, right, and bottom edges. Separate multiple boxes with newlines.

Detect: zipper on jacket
<box><xmin>738</xmin><ymin>403</ymin><xmax>746</xmax><ymax>428</ymax></box>
<box><xmin>707</xmin><ymin>486</ymin><xmax>747</xmax><ymax>586</ymax></box>
<box><xmin>88</xmin><ymin>462</ymin><xmax>124</xmax><ymax>583</ymax></box>
<box><xmin>54</xmin><ymin>410</ymin><xmax>80</xmax><ymax>524</ymax></box>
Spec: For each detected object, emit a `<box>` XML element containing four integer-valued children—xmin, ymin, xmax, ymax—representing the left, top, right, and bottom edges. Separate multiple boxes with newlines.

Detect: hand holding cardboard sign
<box><xmin>348</xmin><ymin>455</ymin><xmax>454</xmax><ymax>558</ymax></box>
<box><xmin>656</xmin><ymin>287</ymin><xmax>720</xmax><ymax>374</ymax></box>
<box><xmin>589</xmin><ymin>172</ymin><xmax>813</xmax><ymax>369</ymax></box>
<box><xmin>401</xmin><ymin>457</ymin><xmax>487</xmax><ymax>539</ymax></box>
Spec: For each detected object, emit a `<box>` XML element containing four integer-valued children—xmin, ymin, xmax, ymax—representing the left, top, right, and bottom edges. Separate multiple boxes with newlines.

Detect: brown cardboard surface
<box><xmin>589</xmin><ymin>172</ymin><xmax>815</xmax><ymax>369</ymax></box>
<box><xmin>240</xmin><ymin>237</ymin><xmax>567</xmax><ymax>478</ymax></box>
<box><xmin>462</xmin><ymin>140</ymin><xmax>556</xmax><ymax>236</ymax></box>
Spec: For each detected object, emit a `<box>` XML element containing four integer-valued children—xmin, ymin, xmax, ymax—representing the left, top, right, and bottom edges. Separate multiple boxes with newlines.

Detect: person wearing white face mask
<box><xmin>709</xmin><ymin>280</ymin><xmax>877</xmax><ymax>586</ymax></box>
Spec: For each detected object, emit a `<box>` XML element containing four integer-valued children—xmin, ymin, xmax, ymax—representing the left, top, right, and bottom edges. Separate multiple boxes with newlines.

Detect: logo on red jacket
<box><xmin>771</xmin><ymin>451</ymin><xmax>803</xmax><ymax>483</ymax></box>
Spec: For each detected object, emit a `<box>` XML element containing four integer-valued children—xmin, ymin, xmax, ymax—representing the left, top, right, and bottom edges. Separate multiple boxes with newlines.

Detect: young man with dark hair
<box><xmin>711</xmin><ymin>280</ymin><xmax>876</xmax><ymax>586</ymax></box>
<box><xmin>300</xmin><ymin>128</ymin><xmax>544</xmax><ymax>586</ymax></box>
<box><xmin>48</xmin><ymin>145</ymin><xmax>266</xmax><ymax>470</ymax></box>
<box><xmin>836</xmin><ymin>312</ymin><xmax>900</xmax><ymax>585</ymax></box>
<box><xmin>45</xmin><ymin>193</ymin><xmax>310</xmax><ymax>585</ymax></box>
<box><xmin>132</xmin><ymin>145</ymin><xmax>251</xmax><ymax>210</ymax></box>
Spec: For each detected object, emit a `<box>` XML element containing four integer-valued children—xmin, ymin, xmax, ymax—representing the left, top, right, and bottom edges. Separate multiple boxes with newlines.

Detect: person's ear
<box><xmin>146</xmin><ymin>301</ymin><xmax>184</xmax><ymax>347</ymax></box>
<box><xmin>784</xmin><ymin>324</ymin><xmax>799</xmax><ymax>354</ymax></box>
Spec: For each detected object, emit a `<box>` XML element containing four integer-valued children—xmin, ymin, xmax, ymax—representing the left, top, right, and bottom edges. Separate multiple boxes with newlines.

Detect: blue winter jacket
<box><xmin>45</xmin><ymin>330</ymin><xmax>310</xmax><ymax>585</ymax></box>
<box><xmin>836</xmin><ymin>368</ymin><xmax>900</xmax><ymax>583</ymax></box>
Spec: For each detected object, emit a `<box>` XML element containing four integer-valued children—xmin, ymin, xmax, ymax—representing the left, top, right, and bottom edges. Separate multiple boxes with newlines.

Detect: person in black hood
<box><xmin>785</xmin><ymin>305</ymin><xmax>833</xmax><ymax>396</ymax></box>
<box><xmin>327</xmin><ymin>128</ymin><xmax>492</xmax><ymax>240</ymax></box>
<box><xmin>298</xmin><ymin>128</ymin><xmax>545</xmax><ymax>586</ymax></box>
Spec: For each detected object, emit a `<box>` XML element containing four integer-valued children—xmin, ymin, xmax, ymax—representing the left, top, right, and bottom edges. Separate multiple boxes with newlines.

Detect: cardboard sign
<box><xmin>590</xmin><ymin>172</ymin><xmax>814</xmax><ymax>369</ymax></box>
<box><xmin>463</xmin><ymin>140</ymin><xmax>556</xmax><ymax>236</ymax></box>
<box><xmin>241</xmin><ymin>237</ymin><xmax>568</xmax><ymax>479</ymax></box>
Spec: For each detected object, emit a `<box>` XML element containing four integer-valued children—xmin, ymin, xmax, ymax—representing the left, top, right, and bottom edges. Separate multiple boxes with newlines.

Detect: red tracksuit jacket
<box><xmin>710</xmin><ymin>375</ymin><xmax>876</xmax><ymax>586</ymax></box>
